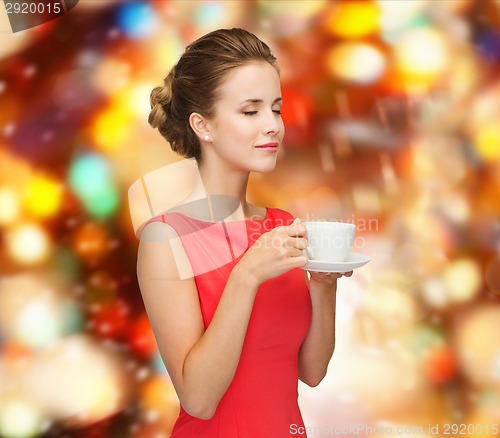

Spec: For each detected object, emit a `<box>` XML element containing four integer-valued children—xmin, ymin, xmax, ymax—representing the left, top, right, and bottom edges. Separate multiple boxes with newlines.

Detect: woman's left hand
<box><xmin>308</xmin><ymin>270</ymin><xmax>353</xmax><ymax>288</ymax></box>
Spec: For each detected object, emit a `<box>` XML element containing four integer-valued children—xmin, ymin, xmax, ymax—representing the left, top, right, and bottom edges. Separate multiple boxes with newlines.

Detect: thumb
<box><xmin>286</xmin><ymin>217</ymin><xmax>306</xmax><ymax>236</ymax></box>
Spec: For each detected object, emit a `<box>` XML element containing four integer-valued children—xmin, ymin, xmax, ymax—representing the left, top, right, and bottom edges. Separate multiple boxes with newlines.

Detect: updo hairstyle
<box><xmin>148</xmin><ymin>28</ymin><xmax>278</xmax><ymax>162</ymax></box>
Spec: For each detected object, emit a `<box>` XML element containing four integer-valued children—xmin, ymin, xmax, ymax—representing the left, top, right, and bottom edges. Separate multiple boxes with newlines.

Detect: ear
<box><xmin>189</xmin><ymin>112</ymin><xmax>211</xmax><ymax>142</ymax></box>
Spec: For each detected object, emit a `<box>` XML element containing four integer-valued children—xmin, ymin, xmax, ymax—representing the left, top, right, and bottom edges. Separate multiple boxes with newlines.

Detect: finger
<box><xmin>310</xmin><ymin>271</ymin><xmax>341</xmax><ymax>279</ymax></box>
<box><xmin>289</xmin><ymin>254</ymin><xmax>308</xmax><ymax>268</ymax></box>
<box><xmin>286</xmin><ymin>236</ymin><xmax>308</xmax><ymax>250</ymax></box>
<box><xmin>285</xmin><ymin>218</ymin><xmax>307</xmax><ymax>237</ymax></box>
<box><xmin>289</xmin><ymin>247</ymin><xmax>306</xmax><ymax>257</ymax></box>
<box><xmin>342</xmin><ymin>271</ymin><xmax>353</xmax><ymax>277</ymax></box>
<box><xmin>314</xmin><ymin>271</ymin><xmax>340</xmax><ymax>277</ymax></box>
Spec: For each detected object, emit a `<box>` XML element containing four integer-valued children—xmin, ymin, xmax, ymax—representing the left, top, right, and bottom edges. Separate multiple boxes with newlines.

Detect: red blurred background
<box><xmin>1</xmin><ymin>1</ymin><xmax>500</xmax><ymax>437</ymax></box>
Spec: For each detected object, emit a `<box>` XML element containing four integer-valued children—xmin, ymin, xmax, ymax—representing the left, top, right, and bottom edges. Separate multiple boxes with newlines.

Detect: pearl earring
<box><xmin>204</xmin><ymin>135</ymin><xmax>210</xmax><ymax>142</ymax></box>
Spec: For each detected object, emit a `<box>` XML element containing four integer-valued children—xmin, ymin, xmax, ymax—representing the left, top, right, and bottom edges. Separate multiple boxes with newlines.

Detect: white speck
<box><xmin>101</xmin><ymin>338</ymin><xmax>119</xmax><ymax>350</ymax></box>
<box><xmin>63</xmin><ymin>342</ymin><xmax>84</xmax><ymax>361</ymax></box>
<box><xmin>385</xmin><ymin>339</ymin><xmax>400</xmax><ymax>350</ymax></box>
<box><xmin>3</xmin><ymin>123</ymin><xmax>15</xmax><ymax>137</ymax></box>
<box><xmin>23</xmin><ymin>65</ymin><xmax>37</xmax><ymax>78</ymax></box>
<box><xmin>108</xmin><ymin>28</ymin><xmax>120</xmax><ymax>39</ymax></box>
<box><xmin>73</xmin><ymin>284</ymin><xmax>86</xmax><ymax>296</ymax></box>
<box><xmin>136</xmin><ymin>366</ymin><xmax>150</xmax><ymax>381</ymax></box>
<box><xmin>318</xmin><ymin>142</ymin><xmax>335</xmax><ymax>173</ymax></box>
<box><xmin>145</xmin><ymin>409</ymin><xmax>159</xmax><ymax>422</ymax></box>
<box><xmin>56</xmin><ymin>111</ymin><xmax>67</xmax><ymax>121</ymax></box>
<box><xmin>364</xmin><ymin>346</ymin><xmax>385</xmax><ymax>357</ymax></box>
<box><xmin>260</xmin><ymin>17</ymin><xmax>272</xmax><ymax>30</ymax></box>
<box><xmin>99</xmin><ymin>323</ymin><xmax>111</xmax><ymax>333</ymax></box>
<box><xmin>462</xmin><ymin>349</ymin><xmax>473</xmax><ymax>359</ymax></box>
<box><xmin>40</xmin><ymin>419</ymin><xmax>52</xmax><ymax>432</ymax></box>
<box><xmin>65</xmin><ymin>217</ymin><xmax>79</xmax><ymax>228</ymax></box>
<box><xmin>42</xmin><ymin>131</ymin><xmax>54</xmax><ymax>142</ymax></box>
<box><xmin>118</xmin><ymin>302</ymin><xmax>129</xmax><ymax>315</ymax></box>
<box><xmin>89</xmin><ymin>303</ymin><xmax>102</xmax><ymax>313</ymax></box>
<box><xmin>76</xmin><ymin>50</ymin><xmax>99</xmax><ymax>69</ymax></box>
<box><xmin>337</xmin><ymin>392</ymin><xmax>357</xmax><ymax>403</ymax></box>
<box><xmin>76</xmin><ymin>411</ymin><xmax>88</xmax><ymax>421</ymax></box>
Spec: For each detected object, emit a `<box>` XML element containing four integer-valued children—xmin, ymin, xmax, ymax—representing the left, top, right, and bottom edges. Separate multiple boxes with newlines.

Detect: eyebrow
<box><xmin>239</xmin><ymin>97</ymin><xmax>282</xmax><ymax>105</ymax></box>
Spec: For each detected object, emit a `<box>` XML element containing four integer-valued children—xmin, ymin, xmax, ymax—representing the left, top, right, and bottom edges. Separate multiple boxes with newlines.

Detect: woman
<box><xmin>137</xmin><ymin>28</ymin><xmax>351</xmax><ymax>437</ymax></box>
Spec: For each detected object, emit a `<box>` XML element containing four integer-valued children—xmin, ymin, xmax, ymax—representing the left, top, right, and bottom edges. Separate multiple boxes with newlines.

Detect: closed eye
<box><xmin>244</xmin><ymin>110</ymin><xmax>281</xmax><ymax>116</ymax></box>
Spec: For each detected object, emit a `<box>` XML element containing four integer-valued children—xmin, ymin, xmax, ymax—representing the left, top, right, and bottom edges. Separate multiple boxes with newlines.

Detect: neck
<box><xmin>197</xmin><ymin>159</ymin><xmax>254</xmax><ymax>219</ymax></box>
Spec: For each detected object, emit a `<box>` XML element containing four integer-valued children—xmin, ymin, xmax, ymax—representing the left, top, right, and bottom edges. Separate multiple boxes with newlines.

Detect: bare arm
<box><xmin>298</xmin><ymin>270</ymin><xmax>352</xmax><ymax>387</ymax></box>
<box><xmin>137</xmin><ymin>220</ymin><xmax>307</xmax><ymax>419</ymax></box>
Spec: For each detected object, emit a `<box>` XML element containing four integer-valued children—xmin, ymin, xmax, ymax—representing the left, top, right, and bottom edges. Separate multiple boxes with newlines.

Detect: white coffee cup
<box><xmin>303</xmin><ymin>221</ymin><xmax>356</xmax><ymax>262</ymax></box>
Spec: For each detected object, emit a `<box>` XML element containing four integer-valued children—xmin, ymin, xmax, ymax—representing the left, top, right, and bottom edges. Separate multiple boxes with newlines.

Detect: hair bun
<box><xmin>148</xmin><ymin>68</ymin><xmax>174</xmax><ymax>129</ymax></box>
<box><xmin>148</xmin><ymin>99</ymin><xmax>168</xmax><ymax>130</ymax></box>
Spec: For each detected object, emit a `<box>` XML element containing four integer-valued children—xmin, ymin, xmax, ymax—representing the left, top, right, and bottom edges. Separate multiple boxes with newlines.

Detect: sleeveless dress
<box><xmin>147</xmin><ymin>207</ymin><xmax>312</xmax><ymax>437</ymax></box>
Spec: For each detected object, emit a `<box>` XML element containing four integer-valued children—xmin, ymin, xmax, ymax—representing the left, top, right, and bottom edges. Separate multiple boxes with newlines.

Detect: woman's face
<box><xmin>204</xmin><ymin>61</ymin><xmax>284</xmax><ymax>173</ymax></box>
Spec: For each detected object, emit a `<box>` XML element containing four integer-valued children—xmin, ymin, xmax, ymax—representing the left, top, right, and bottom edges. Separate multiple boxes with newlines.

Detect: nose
<box><xmin>263</xmin><ymin>109</ymin><xmax>281</xmax><ymax>135</ymax></box>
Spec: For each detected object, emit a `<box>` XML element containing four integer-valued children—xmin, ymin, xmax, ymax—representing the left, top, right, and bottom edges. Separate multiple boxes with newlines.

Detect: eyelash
<box><xmin>243</xmin><ymin>110</ymin><xmax>282</xmax><ymax>116</ymax></box>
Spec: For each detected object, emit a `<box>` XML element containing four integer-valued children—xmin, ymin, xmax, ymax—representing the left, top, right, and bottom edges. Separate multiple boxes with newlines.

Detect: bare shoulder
<box><xmin>138</xmin><ymin>220</ymin><xmax>194</xmax><ymax>280</ymax></box>
<box><xmin>247</xmin><ymin>204</ymin><xmax>267</xmax><ymax>221</ymax></box>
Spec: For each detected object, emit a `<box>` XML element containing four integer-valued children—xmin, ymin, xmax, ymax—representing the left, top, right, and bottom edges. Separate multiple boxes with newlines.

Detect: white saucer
<box><xmin>301</xmin><ymin>252</ymin><xmax>372</xmax><ymax>273</ymax></box>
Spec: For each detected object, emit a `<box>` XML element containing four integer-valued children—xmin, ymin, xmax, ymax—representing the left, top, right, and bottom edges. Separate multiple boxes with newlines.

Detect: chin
<box><xmin>250</xmin><ymin>159</ymin><xmax>278</xmax><ymax>173</ymax></box>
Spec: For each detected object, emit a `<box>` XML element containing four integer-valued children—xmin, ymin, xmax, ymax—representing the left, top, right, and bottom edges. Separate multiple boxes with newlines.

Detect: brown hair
<box><xmin>148</xmin><ymin>28</ymin><xmax>279</xmax><ymax>162</ymax></box>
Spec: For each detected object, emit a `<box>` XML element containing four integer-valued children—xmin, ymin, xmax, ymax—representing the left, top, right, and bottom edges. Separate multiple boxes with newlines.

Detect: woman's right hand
<box><xmin>236</xmin><ymin>218</ymin><xmax>308</xmax><ymax>285</ymax></box>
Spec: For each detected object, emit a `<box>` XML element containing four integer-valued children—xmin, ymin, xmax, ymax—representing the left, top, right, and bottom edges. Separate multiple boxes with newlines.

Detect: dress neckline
<box><xmin>166</xmin><ymin>207</ymin><xmax>270</xmax><ymax>224</ymax></box>
<box><xmin>247</xmin><ymin>207</ymin><xmax>269</xmax><ymax>222</ymax></box>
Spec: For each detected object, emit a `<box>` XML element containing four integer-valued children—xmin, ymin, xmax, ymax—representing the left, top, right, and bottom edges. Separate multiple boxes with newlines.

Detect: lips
<box><xmin>255</xmin><ymin>142</ymin><xmax>279</xmax><ymax>149</ymax></box>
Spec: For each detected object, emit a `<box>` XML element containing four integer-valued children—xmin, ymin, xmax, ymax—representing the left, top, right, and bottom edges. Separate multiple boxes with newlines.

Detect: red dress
<box><xmin>147</xmin><ymin>207</ymin><xmax>312</xmax><ymax>437</ymax></box>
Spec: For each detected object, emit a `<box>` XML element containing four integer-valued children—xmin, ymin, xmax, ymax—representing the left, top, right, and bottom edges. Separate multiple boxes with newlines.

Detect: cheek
<box><xmin>225</xmin><ymin>117</ymin><xmax>246</xmax><ymax>131</ymax></box>
<box><xmin>231</xmin><ymin>119</ymin><xmax>258</xmax><ymax>138</ymax></box>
